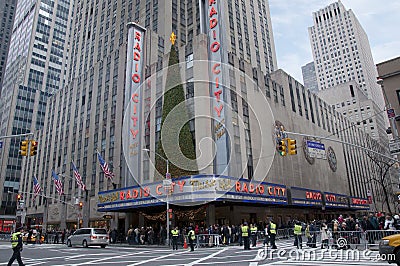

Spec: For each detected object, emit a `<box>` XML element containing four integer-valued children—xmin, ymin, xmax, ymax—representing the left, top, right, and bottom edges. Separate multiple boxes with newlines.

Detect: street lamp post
<box><xmin>378</xmin><ymin>78</ymin><xmax>399</xmax><ymax>139</ymax></box>
<box><xmin>143</xmin><ymin>148</ymin><xmax>170</xmax><ymax>246</ymax></box>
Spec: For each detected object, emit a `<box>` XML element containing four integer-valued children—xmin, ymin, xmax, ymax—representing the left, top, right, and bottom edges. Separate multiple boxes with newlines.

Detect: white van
<box><xmin>66</xmin><ymin>228</ymin><xmax>109</xmax><ymax>248</ymax></box>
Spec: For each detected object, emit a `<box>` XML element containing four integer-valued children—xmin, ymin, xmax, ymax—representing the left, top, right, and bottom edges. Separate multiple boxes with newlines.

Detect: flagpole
<box><xmin>58</xmin><ymin>172</ymin><xmax>85</xmax><ymax>229</ymax></box>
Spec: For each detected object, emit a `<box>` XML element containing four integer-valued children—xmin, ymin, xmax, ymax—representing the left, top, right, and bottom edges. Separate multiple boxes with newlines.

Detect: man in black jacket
<box><xmin>8</xmin><ymin>227</ymin><xmax>25</xmax><ymax>266</ymax></box>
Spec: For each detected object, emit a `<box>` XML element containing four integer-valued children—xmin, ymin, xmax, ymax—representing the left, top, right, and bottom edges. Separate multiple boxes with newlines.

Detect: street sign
<box><xmin>307</xmin><ymin>141</ymin><xmax>326</xmax><ymax>159</ymax></box>
<box><xmin>389</xmin><ymin>140</ymin><xmax>400</xmax><ymax>155</ymax></box>
<box><xmin>387</xmin><ymin>108</ymin><xmax>395</xmax><ymax>118</ymax></box>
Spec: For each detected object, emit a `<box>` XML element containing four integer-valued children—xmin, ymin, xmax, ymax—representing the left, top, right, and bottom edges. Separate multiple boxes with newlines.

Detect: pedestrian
<box><xmin>250</xmin><ymin>224</ymin><xmax>257</xmax><ymax>247</ymax></box>
<box><xmin>263</xmin><ymin>224</ymin><xmax>269</xmax><ymax>246</ymax></box>
<box><xmin>305</xmin><ymin>224</ymin><xmax>311</xmax><ymax>247</ymax></box>
<box><xmin>269</xmin><ymin>219</ymin><xmax>277</xmax><ymax>249</ymax></box>
<box><xmin>241</xmin><ymin>222</ymin><xmax>250</xmax><ymax>250</ymax></box>
<box><xmin>127</xmin><ymin>227</ymin><xmax>134</xmax><ymax>245</ymax></box>
<box><xmin>320</xmin><ymin>223</ymin><xmax>329</xmax><ymax>249</ymax></box>
<box><xmin>171</xmin><ymin>226</ymin><xmax>179</xmax><ymax>250</ymax></box>
<box><xmin>61</xmin><ymin>229</ymin><xmax>66</xmax><ymax>244</ymax></box>
<box><xmin>294</xmin><ymin>221</ymin><xmax>302</xmax><ymax>249</ymax></box>
<box><xmin>309</xmin><ymin>222</ymin><xmax>317</xmax><ymax>248</ymax></box>
<box><xmin>188</xmin><ymin>227</ymin><xmax>195</xmax><ymax>251</ymax></box>
<box><xmin>54</xmin><ymin>230</ymin><xmax>59</xmax><ymax>244</ymax></box>
<box><xmin>238</xmin><ymin>224</ymin><xmax>243</xmax><ymax>246</ymax></box>
<box><xmin>7</xmin><ymin>227</ymin><xmax>25</xmax><ymax>266</ymax></box>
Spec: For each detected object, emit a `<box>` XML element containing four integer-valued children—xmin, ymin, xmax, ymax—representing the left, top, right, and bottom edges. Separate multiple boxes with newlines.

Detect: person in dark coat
<box><xmin>61</xmin><ymin>229</ymin><xmax>66</xmax><ymax>244</ymax></box>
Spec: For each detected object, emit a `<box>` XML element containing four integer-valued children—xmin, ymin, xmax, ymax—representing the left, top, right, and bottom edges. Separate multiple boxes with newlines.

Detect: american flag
<box><xmin>32</xmin><ymin>176</ymin><xmax>42</xmax><ymax>203</ymax></box>
<box><xmin>97</xmin><ymin>151</ymin><xmax>114</xmax><ymax>180</ymax></box>
<box><xmin>33</xmin><ymin>176</ymin><xmax>42</xmax><ymax>196</ymax></box>
<box><xmin>72</xmin><ymin>161</ymin><xmax>86</xmax><ymax>191</ymax></box>
<box><xmin>52</xmin><ymin>170</ymin><xmax>64</xmax><ymax>195</ymax></box>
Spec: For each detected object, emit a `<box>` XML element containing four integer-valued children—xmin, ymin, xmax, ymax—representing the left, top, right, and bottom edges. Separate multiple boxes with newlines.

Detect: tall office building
<box><xmin>0</xmin><ymin>0</ymin><xmax>73</xmax><ymax>216</ymax></box>
<box><xmin>308</xmin><ymin>1</ymin><xmax>385</xmax><ymax>110</ymax></box>
<box><xmin>301</xmin><ymin>61</ymin><xmax>318</xmax><ymax>93</ymax></box>
<box><xmin>0</xmin><ymin>0</ymin><xmax>17</xmax><ymax>94</ymax></box>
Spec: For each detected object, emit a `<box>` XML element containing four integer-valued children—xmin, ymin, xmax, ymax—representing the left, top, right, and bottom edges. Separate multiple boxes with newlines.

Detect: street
<box><xmin>0</xmin><ymin>239</ymin><xmax>392</xmax><ymax>266</ymax></box>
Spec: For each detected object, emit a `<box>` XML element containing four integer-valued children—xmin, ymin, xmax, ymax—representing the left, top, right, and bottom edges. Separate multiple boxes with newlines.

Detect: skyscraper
<box><xmin>0</xmin><ymin>0</ymin><xmax>17</xmax><ymax>94</ymax></box>
<box><xmin>308</xmin><ymin>1</ymin><xmax>385</xmax><ymax>110</ymax></box>
<box><xmin>301</xmin><ymin>61</ymin><xmax>318</xmax><ymax>93</ymax></box>
<box><xmin>0</xmin><ymin>0</ymin><xmax>73</xmax><ymax>216</ymax></box>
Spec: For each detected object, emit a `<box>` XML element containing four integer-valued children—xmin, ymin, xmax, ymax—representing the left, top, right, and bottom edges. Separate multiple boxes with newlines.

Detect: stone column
<box><xmin>60</xmin><ymin>196</ymin><xmax>67</xmax><ymax>230</ymax></box>
<box><xmin>206</xmin><ymin>204</ymin><xmax>215</xmax><ymax>226</ymax></box>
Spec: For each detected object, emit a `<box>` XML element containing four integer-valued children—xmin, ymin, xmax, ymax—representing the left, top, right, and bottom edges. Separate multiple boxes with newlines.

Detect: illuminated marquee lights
<box><xmin>130</xmin><ymin>30</ymin><xmax>143</xmax><ymax>140</ymax></box>
<box><xmin>209</xmin><ymin>0</ymin><xmax>223</xmax><ymax>118</ymax></box>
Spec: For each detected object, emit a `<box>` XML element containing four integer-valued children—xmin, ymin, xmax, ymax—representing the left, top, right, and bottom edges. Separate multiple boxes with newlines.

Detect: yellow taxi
<box><xmin>22</xmin><ymin>229</ymin><xmax>37</xmax><ymax>244</ymax></box>
<box><xmin>379</xmin><ymin>233</ymin><xmax>400</xmax><ymax>265</ymax></box>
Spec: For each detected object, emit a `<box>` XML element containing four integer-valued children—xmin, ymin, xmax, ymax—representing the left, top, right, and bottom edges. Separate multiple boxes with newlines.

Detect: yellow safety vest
<box><xmin>189</xmin><ymin>230</ymin><xmax>195</xmax><ymax>240</ymax></box>
<box><xmin>242</xmin><ymin>226</ymin><xmax>249</xmax><ymax>237</ymax></box>
<box><xmin>251</xmin><ymin>226</ymin><xmax>257</xmax><ymax>234</ymax></box>
<box><xmin>11</xmin><ymin>232</ymin><xmax>21</xmax><ymax>248</ymax></box>
<box><xmin>270</xmin><ymin>223</ymin><xmax>276</xmax><ymax>234</ymax></box>
<box><xmin>171</xmin><ymin>229</ymin><xmax>179</xmax><ymax>237</ymax></box>
<box><xmin>294</xmin><ymin>224</ymin><xmax>302</xmax><ymax>235</ymax></box>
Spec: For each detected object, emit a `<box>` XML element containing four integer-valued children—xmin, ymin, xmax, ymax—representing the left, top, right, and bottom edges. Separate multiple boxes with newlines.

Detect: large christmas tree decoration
<box><xmin>155</xmin><ymin>35</ymin><xmax>198</xmax><ymax>179</ymax></box>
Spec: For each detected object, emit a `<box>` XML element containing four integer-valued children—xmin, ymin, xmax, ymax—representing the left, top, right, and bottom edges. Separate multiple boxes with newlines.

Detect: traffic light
<box><xmin>30</xmin><ymin>140</ymin><xmax>38</xmax><ymax>156</ymax></box>
<box><xmin>79</xmin><ymin>202</ymin><xmax>83</xmax><ymax>209</ymax></box>
<box><xmin>20</xmin><ymin>141</ymin><xmax>29</xmax><ymax>156</ymax></box>
<box><xmin>277</xmin><ymin>139</ymin><xmax>287</xmax><ymax>156</ymax></box>
<box><xmin>288</xmin><ymin>138</ymin><xmax>297</xmax><ymax>155</ymax></box>
<box><xmin>17</xmin><ymin>194</ymin><xmax>24</xmax><ymax>209</ymax></box>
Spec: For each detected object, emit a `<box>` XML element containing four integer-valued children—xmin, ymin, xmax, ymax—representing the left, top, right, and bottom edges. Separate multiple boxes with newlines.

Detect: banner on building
<box><xmin>207</xmin><ymin>0</ymin><xmax>231</xmax><ymax>175</ymax></box>
<box><xmin>124</xmin><ymin>23</ymin><xmax>146</xmax><ymax>185</ymax></box>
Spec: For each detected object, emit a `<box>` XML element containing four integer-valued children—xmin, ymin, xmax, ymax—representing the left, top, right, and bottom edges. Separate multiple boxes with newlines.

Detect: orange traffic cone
<box><xmin>183</xmin><ymin>237</ymin><xmax>188</xmax><ymax>249</ymax></box>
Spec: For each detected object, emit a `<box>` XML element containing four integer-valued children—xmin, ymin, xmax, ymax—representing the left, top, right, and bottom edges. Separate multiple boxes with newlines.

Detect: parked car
<box><xmin>379</xmin><ymin>233</ymin><xmax>400</xmax><ymax>265</ymax></box>
<box><xmin>66</xmin><ymin>228</ymin><xmax>108</xmax><ymax>248</ymax></box>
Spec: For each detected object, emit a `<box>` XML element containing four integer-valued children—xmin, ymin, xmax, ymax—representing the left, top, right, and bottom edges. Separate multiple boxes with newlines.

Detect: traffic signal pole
<box><xmin>0</xmin><ymin>132</ymin><xmax>34</xmax><ymax>140</ymax></box>
<box><xmin>284</xmin><ymin>131</ymin><xmax>399</xmax><ymax>163</ymax></box>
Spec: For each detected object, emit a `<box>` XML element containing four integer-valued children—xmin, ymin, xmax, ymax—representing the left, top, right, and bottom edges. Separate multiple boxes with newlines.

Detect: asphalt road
<box><xmin>0</xmin><ymin>240</ymin><xmax>393</xmax><ymax>266</ymax></box>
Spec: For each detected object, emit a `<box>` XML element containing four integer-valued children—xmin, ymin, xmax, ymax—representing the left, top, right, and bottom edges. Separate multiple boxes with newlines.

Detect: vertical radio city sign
<box><xmin>208</xmin><ymin>0</ymin><xmax>230</xmax><ymax>175</ymax></box>
<box><xmin>124</xmin><ymin>23</ymin><xmax>146</xmax><ymax>182</ymax></box>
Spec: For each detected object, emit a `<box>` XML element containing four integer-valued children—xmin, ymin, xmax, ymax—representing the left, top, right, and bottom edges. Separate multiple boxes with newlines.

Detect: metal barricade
<box><xmin>195</xmin><ymin>234</ymin><xmax>222</xmax><ymax>248</ymax></box>
<box><xmin>0</xmin><ymin>233</ymin><xmax>11</xmax><ymax>241</ymax></box>
<box><xmin>276</xmin><ymin>228</ymin><xmax>290</xmax><ymax>240</ymax></box>
<box><xmin>365</xmin><ymin>230</ymin><xmax>400</xmax><ymax>250</ymax></box>
<box><xmin>330</xmin><ymin>230</ymin><xmax>365</xmax><ymax>250</ymax></box>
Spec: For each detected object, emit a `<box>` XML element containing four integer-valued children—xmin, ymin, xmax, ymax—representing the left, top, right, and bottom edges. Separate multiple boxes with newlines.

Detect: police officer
<box><xmin>188</xmin><ymin>227</ymin><xmax>195</xmax><ymax>251</ymax></box>
<box><xmin>250</xmin><ymin>224</ymin><xmax>257</xmax><ymax>247</ymax></box>
<box><xmin>269</xmin><ymin>219</ymin><xmax>277</xmax><ymax>249</ymax></box>
<box><xmin>241</xmin><ymin>222</ymin><xmax>250</xmax><ymax>250</ymax></box>
<box><xmin>8</xmin><ymin>227</ymin><xmax>24</xmax><ymax>266</ymax></box>
<box><xmin>294</xmin><ymin>221</ymin><xmax>303</xmax><ymax>249</ymax></box>
<box><xmin>171</xmin><ymin>226</ymin><xmax>179</xmax><ymax>250</ymax></box>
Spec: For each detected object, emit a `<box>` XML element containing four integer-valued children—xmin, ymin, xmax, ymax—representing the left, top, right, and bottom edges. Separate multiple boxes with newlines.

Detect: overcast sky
<box><xmin>269</xmin><ymin>0</ymin><xmax>400</xmax><ymax>83</ymax></box>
